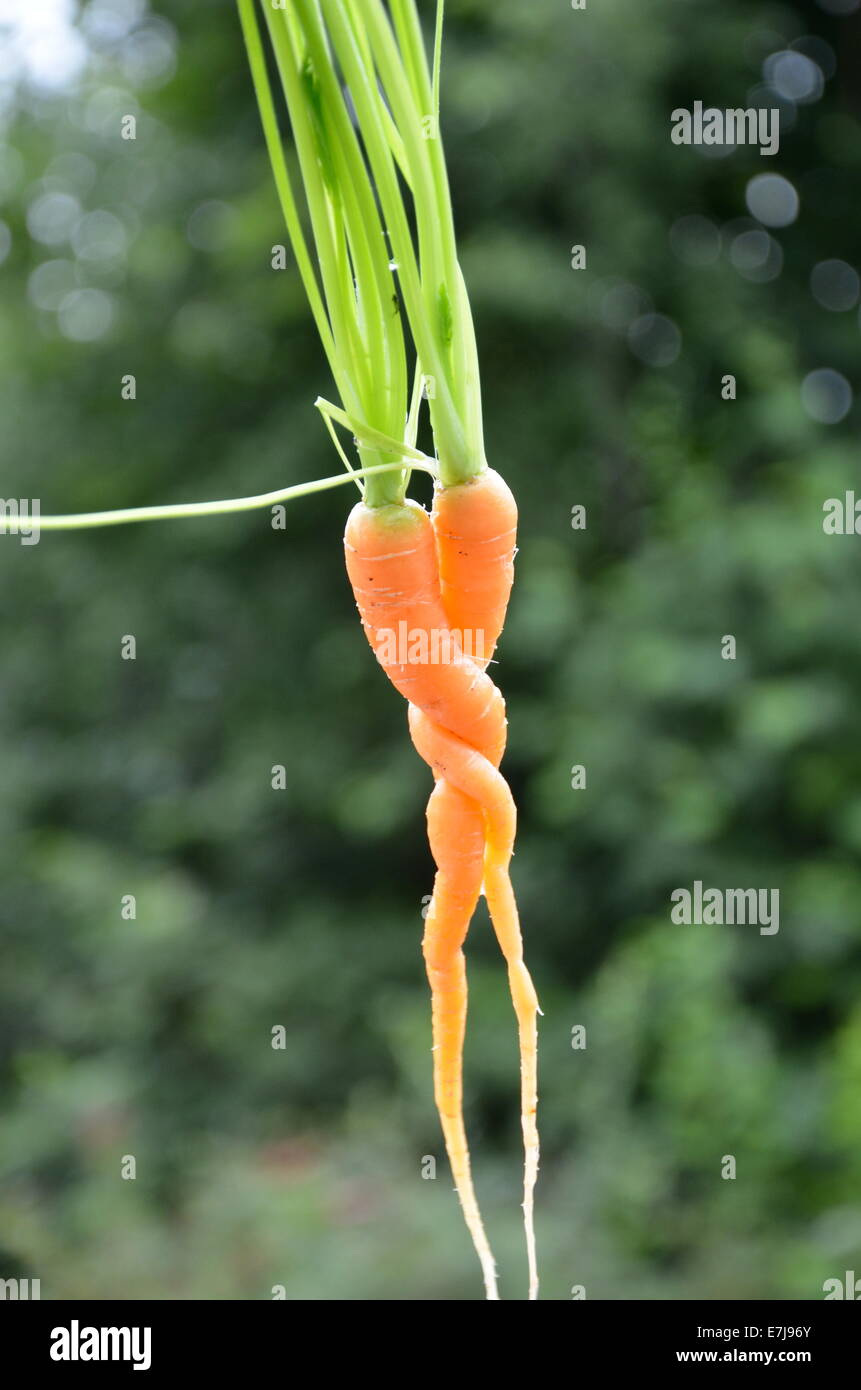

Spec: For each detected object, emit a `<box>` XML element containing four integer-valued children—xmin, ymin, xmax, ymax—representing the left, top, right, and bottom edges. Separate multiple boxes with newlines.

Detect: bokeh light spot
<box><xmin>745</xmin><ymin>174</ymin><xmax>799</xmax><ymax>228</ymax></box>
<box><xmin>801</xmin><ymin>368</ymin><xmax>852</xmax><ymax>424</ymax></box>
<box><xmin>28</xmin><ymin>258</ymin><xmax>77</xmax><ymax>310</ymax></box>
<box><xmin>26</xmin><ymin>190</ymin><xmax>81</xmax><ymax>245</ymax></box>
<box><xmin>730</xmin><ymin>229</ymin><xmax>783</xmax><ymax>282</ymax></box>
<box><xmin>810</xmin><ymin>259</ymin><xmax>860</xmax><ymax>312</ymax></box>
<box><xmin>57</xmin><ymin>287</ymin><xmax>114</xmax><ymax>341</ymax></box>
<box><xmin>763</xmin><ymin>50</ymin><xmax>824</xmax><ymax>104</ymax></box>
<box><xmin>628</xmin><ymin>314</ymin><xmax>682</xmax><ymax>368</ymax></box>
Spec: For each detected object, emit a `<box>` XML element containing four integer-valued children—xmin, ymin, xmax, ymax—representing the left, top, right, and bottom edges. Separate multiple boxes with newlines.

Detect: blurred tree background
<box><xmin>1</xmin><ymin>0</ymin><xmax>861</xmax><ymax>1300</ymax></box>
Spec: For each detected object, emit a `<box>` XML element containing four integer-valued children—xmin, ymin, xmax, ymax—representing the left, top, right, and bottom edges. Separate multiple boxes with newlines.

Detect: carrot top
<box><xmin>237</xmin><ymin>0</ymin><xmax>487</xmax><ymax>503</ymax></box>
<box><xmin>16</xmin><ymin>2</ymin><xmax>487</xmax><ymax>528</ymax></box>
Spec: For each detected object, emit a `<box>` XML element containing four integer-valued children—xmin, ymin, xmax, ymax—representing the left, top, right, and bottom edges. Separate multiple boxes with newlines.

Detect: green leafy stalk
<box><xmin>243</xmin><ymin>0</ymin><xmax>486</xmax><ymax>491</ymax></box>
<box><xmin>297</xmin><ymin>3</ymin><xmax>405</xmax><ymax>438</ymax></box>
<box><xmin>361</xmin><ymin>0</ymin><xmax>485</xmax><ymax>478</ymax></box>
<box><xmin>236</xmin><ymin>0</ymin><xmax>338</xmax><ymax>381</ymax></box>
<box><xmin>0</xmin><ymin>461</ymin><xmax>436</xmax><ymax>534</ymax></box>
<box><xmin>240</xmin><ymin>0</ymin><xmax>409</xmax><ymax>506</ymax></box>
<box><xmin>321</xmin><ymin>0</ymin><xmax>473</xmax><ymax>482</ymax></box>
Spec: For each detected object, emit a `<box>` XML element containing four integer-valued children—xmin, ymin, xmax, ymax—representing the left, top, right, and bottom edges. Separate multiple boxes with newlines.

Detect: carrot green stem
<box><xmin>294</xmin><ymin>1</ymin><xmax>409</xmax><ymax>506</ymax></box>
<box><xmin>432</xmin><ymin>0</ymin><xmax>444</xmax><ymax>129</ymax></box>
<box><xmin>314</xmin><ymin>395</ymin><xmax>433</xmax><ymax>463</ymax></box>
<box><xmin>0</xmin><ymin>462</ymin><xmax>436</xmax><ymax>534</ymax></box>
<box><xmin>237</xmin><ymin>0</ymin><xmax>338</xmax><ymax>382</ymax></box>
<box><xmin>239</xmin><ymin>0</ymin><xmax>409</xmax><ymax>509</ymax></box>
<box><xmin>239</xmin><ymin>0</ymin><xmax>486</xmax><ymax>494</ymax></box>
<box><xmin>364</xmin><ymin>0</ymin><xmax>485</xmax><ymax>482</ymax></box>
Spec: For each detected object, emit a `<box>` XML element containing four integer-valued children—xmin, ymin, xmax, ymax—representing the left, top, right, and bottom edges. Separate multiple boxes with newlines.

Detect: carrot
<box><xmin>428</xmin><ymin>465</ymin><xmax>540</xmax><ymax>1299</ymax></box>
<box><xmin>431</xmin><ymin>467</ymin><xmax>518</xmax><ymax>667</ymax></box>
<box><xmin>345</xmin><ymin>494</ymin><xmax>503</xmax><ymax>1296</ymax></box>
<box><xmin>345</xmin><ymin>485</ymin><xmax>540</xmax><ymax>1300</ymax></box>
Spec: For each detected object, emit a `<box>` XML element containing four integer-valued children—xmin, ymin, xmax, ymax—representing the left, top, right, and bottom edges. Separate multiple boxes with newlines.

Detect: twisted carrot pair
<box><xmin>344</xmin><ymin>468</ymin><xmax>540</xmax><ymax>1300</ymax></box>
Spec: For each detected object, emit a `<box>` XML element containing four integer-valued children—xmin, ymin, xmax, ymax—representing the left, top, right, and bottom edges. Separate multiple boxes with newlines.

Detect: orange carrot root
<box><xmin>344</xmin><ymin>483</ymin><xmax>539</xmax><ymax>1299</ymax></box>
<box><xmin>409</xmin><ymin>705</ymin><xmax>541</xmax><ymax>1299</ymax></box>
<box><xmin>344</xmin><ymin>498</ymin><xmax>501</xmax><ymax>1293</ymax></box>
<box><xmin>423</xmin><ymin>779</ymin><xmax>498</xmax><ymax>1299</ymax></box>
<box><xmin>430</xmin><ymin>469</ymin><xmax>540</xmax><ymax>1300</ymax></box>
<box><xmin>431</xmin><ymin>468</ymin><xmax>518</xmax><ymax>667</ymax></box>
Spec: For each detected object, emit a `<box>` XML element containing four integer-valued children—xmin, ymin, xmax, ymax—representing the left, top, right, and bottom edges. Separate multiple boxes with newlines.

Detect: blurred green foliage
<box><xmin>2</xmin><ymin>0</ymin><xmax>861</xmax><ymax>1300</ymax></box>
